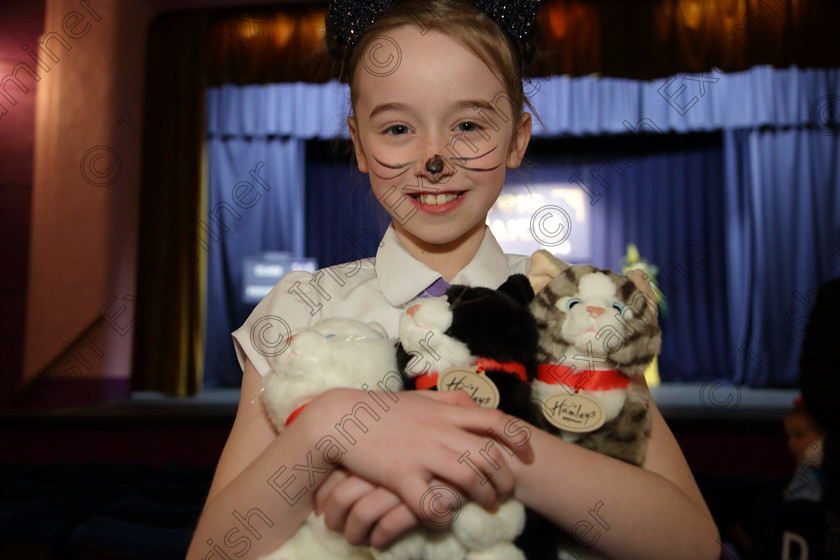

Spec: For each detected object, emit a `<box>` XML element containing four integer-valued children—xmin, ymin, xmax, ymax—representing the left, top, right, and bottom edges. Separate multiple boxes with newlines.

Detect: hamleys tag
<box><xmin>437</xmin><ymin>366</ymin><xmax>500</xmax><ymax>409</ymax></box>
<box><xmin>541</xmin><ymin>391</ymin><xmax>606</xmax><ymax>433</ymax></box>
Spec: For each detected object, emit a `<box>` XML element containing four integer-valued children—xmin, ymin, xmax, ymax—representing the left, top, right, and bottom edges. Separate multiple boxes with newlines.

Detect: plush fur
<box><xmin>395</xmin><ymin>274</ymin><xmax>556</xmax><ymax>560</ymax></box>
<box><xmin>527</xmin><ymin>250</ymin><xmax>661</xmax><ymax>560</ymax></box>
<box><xmin>528</xmin><ymin>250</ymin><xmax>659</xmax><ymax>463</ymax></box>
<box><xmin>259</xmin><ymin>318</ymin><xmax>399</xmax><ymax>560</ymax></box>
<box><xmin>398</xmin><ymin>274</ymin><xmax>539</xmax><ymax>420</ymax></box>
<box><xmin>258</xmin><ymin>284</ymin><xmax>545</xmax><ymax>560</ymax></box>
<box><xmin>261</xmin><ymin>318</ymin><xmax>399</xmax><ymax>430</ymax></box>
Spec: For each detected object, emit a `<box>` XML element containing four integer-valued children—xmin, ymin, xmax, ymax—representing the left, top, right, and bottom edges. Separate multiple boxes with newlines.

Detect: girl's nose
<box><xmin>416</xmin><ymin>150</ymin><xmax>453</xmax><ymax>184</ymax></box>
<box><xmin>425</xmin><ymin>154</ymin><xmax>445</xmax><ymax>174</ymax></box>
<box><xmin>586</xmin><ymin>306</ymin><xmax>605</xmax><ymax>318</ymax></box>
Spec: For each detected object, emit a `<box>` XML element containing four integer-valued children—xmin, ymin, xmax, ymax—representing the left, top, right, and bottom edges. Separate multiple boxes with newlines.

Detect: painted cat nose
<box><xmin>417</xmin><ymin>151</ymin><xmax>452</xmax><ymax>184</ymax></box>
<box><xmin>586</xmin><ymin>306</ymin><xmax>605</xmax><ymax>318</ymax></box>
<box><xmin>407</xmin><ymin>304</ymin><xmax>421</xmax><ymax>316</ymax></box>
<box><xmin>425</xmin><ymin>154</ymin><xmax>445</xmax><ymax>174</ymax></box>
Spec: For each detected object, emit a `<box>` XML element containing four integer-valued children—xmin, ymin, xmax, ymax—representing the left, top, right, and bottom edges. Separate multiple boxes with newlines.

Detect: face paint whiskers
<box><xmin>451</xmin><ymin>145</ymin><xmax>501</xmax><ymax>172</ymax></box>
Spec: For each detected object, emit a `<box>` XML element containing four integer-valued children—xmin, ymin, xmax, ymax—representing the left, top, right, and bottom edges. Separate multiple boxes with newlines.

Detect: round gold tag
<box><xmin>541</xmin><ymin>392</ymin><xmax>606</xmax><ymax>433</ymax></box>
<box><xmin>436</xmin><ymin>367</ymin><xmax>501</xmax><ymax>409</ymax></box>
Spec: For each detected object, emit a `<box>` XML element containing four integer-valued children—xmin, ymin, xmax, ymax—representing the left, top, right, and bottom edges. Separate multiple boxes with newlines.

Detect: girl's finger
<box><xmin>343</xmin><ymin>487</ymin><xmax>403</xmax><ymax>545</ymax></box>
<box><xmin>369</xmin><ymin>503</ymin><xmax>420</xmax><ymax>550</ymax></box>
<box><xmin>442</xmin><ymin>406</ymin><xmax>535</xmax><ymax>466</ymax></box>
<box><xmin>415</xmin><ymin>389</ymin><xmax>480</xmax><ymax>407</ymax></box>
<box><xmin>322</xmin><ymin>475</ymin><xmax>377</xmax><ymax>533</ymax></box>
<box><xmin>314</xmin><ymin>468</ymin><xmax>349</xmax><ymax>515</ymax></box>
<box><xmin>416</xmin><ymin>390</ymin><xmax>535</xmax><ymax>465</ymax></box>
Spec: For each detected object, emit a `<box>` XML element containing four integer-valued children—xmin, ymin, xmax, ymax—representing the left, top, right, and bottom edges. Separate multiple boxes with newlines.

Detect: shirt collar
<box><xmin>375</xmin><ymin>224</ymin><xmax>512</xmax><ymax>307</ymax></box>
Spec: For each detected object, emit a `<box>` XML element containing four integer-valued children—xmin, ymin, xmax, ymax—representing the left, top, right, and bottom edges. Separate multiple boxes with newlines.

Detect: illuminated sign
<box><xmin>487</xmin><ymin>184</ymin><xmax>590</xmax><ymax>261</ymax></box>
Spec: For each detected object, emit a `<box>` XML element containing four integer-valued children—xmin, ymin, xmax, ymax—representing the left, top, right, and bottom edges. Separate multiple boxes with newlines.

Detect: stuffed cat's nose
<box><xmin>586</xmin><ymin>306</ymin><xmax>605</xmax><ymax>318</ymax></box>
<box><xmin>407</xmin><ymin>304</ymin><xmax>421</xmax><ymax>316</ymax></box>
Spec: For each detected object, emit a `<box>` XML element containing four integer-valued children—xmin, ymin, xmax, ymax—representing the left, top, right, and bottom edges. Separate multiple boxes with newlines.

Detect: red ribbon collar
<box><xmin>415</xmin><ymin>357</ymin><xmax>527</xmax><ymax>390</ymax></box>
<box><xmin>536</xmin><ymin>364</ymin><xmax>629</xmax><ymax>393</ymax></box>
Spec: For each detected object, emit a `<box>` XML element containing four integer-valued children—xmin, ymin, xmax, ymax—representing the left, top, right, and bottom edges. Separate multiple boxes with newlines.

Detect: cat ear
<box><xmin>625</xmin><ymin>269</ymin><xmax>659</xmax><ymax>320</ymax></box>
<box><xmin>497</xmin><ymin>274</ymin><xmax>535</xmax><ymax>306</ymax></box>
<box><xmin>527</xmin><ymin>250</ymin><xmax>570</xmax><ymax>294</ymax></box>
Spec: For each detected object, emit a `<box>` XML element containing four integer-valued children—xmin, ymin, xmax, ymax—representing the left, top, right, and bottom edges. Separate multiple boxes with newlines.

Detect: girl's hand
<box><xmin>299</xmin><ymin>388</ymin><xmax>533</xmax><ymax>523</ymax></box>
<box><xmin>315</xmin><ymin>468</ymin><xmax>419</xmax><ymax>549</ymax></box>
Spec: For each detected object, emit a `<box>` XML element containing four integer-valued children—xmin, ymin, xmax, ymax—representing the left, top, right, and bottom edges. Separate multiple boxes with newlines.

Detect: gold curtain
<box><xmin>132</xmin><ymin>12</ymin><xmax>212</xmax><ymax>396</ymax></box>
<box><xmin>198</xmin><ymin>1</ymin><xmax>840</xmax><ymax>84</ymax></box>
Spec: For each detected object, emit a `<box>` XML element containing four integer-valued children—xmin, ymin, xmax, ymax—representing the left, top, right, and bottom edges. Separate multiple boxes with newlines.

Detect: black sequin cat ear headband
<box><xmin>328</xmin><ymin>0</ymin><xmax>541</xmax><ymax>49</ymax></box>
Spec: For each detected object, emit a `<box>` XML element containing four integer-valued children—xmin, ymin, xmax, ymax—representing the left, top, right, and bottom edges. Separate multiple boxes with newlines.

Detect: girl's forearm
<box><xmin>187</xmin><ymin>419</ymin><xmax>333</xmax><ymax>559</ymax></box>
<box><xmin>510</xmin><ymin>427</ymin><xmax>720</xmax><ymax>560</ymax></box>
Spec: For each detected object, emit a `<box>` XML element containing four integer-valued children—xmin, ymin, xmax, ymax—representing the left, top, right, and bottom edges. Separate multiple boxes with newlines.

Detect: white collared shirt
<box><xmin>232</xmin><ymin>224</ymin><xmax>530</xmax><ymax>377</ymax></box>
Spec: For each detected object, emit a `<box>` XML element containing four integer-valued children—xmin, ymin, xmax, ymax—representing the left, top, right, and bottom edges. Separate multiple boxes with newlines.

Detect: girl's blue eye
<box><xmin>566</xmin><ymin>298</ymin><xmax>581</xmax><ymax>310</ymax></box>
<box><xmin>612</xmin><ymin>302</ymin><xmax>624</xmax><ymax>313</ymax></box>
<box><xmin>386</xmin><ymin>125</ymin><xmax>410</xmax><ymax>135</ymax></box>
<box><xmin>457</xmin><ymin>121</ymin><xmax>481</xmax><ymax>133</ymax></box>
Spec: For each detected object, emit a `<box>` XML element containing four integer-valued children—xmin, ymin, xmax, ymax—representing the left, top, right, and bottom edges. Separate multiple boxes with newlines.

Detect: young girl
<box><xmin>783</xmin><ymin>400</ymin><xmax>825</xmax><ymax>502</ymax></box>
<box><xmin>189</xmin><ymin>1</ymin><xmax>720</xmax><ymax>558</ymax></box>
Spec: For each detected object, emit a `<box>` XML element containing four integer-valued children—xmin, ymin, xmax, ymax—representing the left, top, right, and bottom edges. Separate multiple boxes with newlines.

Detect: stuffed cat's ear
<box><xmin>625</xmin><ymin>269</ymin><xmax>659</xmax><ymax>320</ymax></box>
<box><xmin>498</xmin><ymin>274</ymin><xmax>535</xmax><ymax>306</ymax></box>
<box><xmin>527</xmin><ymin>250</ymin><xmax>570</xmax><ymax>294</ymax></box>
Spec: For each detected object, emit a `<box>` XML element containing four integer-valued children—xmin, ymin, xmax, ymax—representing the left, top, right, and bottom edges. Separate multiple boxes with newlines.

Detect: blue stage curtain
<box><xmin>204</xmin><ymin>88</ymin><xmax>306</xmax><ymax>387</ymax></box>
<box><xmin>204</xmin><ymin>67</ymin><xmax>840</xmax><ymax>388</ymax></box>
<box><xmin>205</xmin><ymin>83</ymin><xmax>350</xmax><ymax>139</ymax></box>
<box><xmin>527</xmin><ymin>65</ymin><xmax>836</xmax><ymax>135</ymax></box>
<box><xmin>303</xmin><ymin>160</ymin><xmax>390</xmax><ymax>268</ymax></box>
<box><xmin>525</xmin><ymin>133</ymin><xmax>731</xmax><ymax>383</ymax></box>
<box><xmin>724</xmin><ymin>128</ymin><xmax>840</xmax><ymax>386</ymax></box>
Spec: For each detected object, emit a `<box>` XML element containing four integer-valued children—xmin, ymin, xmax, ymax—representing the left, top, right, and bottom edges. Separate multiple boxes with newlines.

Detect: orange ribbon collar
<box><xmin>415</xmin><ymin>358</ymin><xmax>527</xmax><ymax>390</ymax></box>
<box><xmin>536</xmin><ymin>364</ymin><xmax>629</xmax><ymax>393</ymax></box>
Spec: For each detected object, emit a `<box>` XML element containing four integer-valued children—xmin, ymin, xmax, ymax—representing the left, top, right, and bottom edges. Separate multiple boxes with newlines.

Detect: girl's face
<box><xmin>784</xmin><ymin>413</ymin><xmax>823</xmax><ymax>464</ymax></box>
<box><xmin>348</xmin><ymin>25</ymin><xmax>531</xmax><ymax>248</ymax></box>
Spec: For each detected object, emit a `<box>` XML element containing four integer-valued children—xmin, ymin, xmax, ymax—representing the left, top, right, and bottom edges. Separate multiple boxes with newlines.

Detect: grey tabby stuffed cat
<box><xmin>528</xmin><ymin>249</ymin><xmax>660</xmax><ymax>464</ymax></box>
<box><xmin>526</xmin><ymin>250</ymin><xmax>661</xmax><ymax>559</ymax></box>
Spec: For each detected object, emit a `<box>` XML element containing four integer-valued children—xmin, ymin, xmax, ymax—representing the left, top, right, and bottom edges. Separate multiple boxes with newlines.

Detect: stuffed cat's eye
<box><xmin>566</xmin><ymin>298</ymin><xmax>581</xmax><ymax>310</ymax></box>
<box><xmin>612</xmin><ymin>302</ymin><xmax>625</xmax><ymax>313</ymax></box>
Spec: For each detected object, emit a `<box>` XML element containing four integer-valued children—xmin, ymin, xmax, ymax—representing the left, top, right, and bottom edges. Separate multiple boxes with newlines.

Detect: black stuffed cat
<box><xmin>397</xmin><ymin>273</ymin><xmax>539</xmax><ymax>420</ymax></box>
<box><xmin>396</xmin><ymin>274</ymin><xmax>558</xmax><ymax>560</ymax></box>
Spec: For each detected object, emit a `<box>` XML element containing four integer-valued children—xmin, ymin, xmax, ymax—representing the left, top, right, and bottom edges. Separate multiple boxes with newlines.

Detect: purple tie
<box><xmin>418</xmin><ymin>277</ymin><xmax>450</xmax><ymax>299</ymax></box>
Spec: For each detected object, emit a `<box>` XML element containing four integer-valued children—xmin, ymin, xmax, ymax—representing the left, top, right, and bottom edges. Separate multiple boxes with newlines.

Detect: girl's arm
<box><xmin>319</xmin><ymin>382</ymin><xmax>719</xmax><ymax>559</ymax></box>
<box><xmin>188</xmin><ymin>360</ymin><xmax>534</xmax><ymax>558</ymax></box>
<box><xmin>187</xmin><ymin>359</ymin><xmax>324</xmax><ymax>558</ymax></box>
<box><xmin>510</xmin><ymin>381</ymin><xmax>720</xmax><ymax>560</ymax></box>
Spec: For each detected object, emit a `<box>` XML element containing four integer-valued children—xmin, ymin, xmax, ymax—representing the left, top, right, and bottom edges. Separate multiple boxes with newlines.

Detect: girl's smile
<box><xmin>408</xmin><ymin>190</ymin><xmax>467</xmax><ymax>214</ymax></box>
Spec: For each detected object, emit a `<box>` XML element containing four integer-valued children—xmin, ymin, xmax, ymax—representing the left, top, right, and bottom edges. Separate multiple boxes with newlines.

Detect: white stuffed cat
<box><xmin>258</xmin><ymin>311</ymin><xmax>530</xmax><ymax>560</ymax></box>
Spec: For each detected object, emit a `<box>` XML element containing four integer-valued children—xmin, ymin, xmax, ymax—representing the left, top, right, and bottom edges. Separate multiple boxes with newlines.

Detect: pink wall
<box><xmin>17</xmin><ymin>0</ymin><xmax>154</xmax><ymax>405</ymax></box>
<box><xmin>3</xmin><ymin>0</ymin><xmax>307</xmax><ymax>406</ymax></box>
<box><xmin>0</xmin><ymin>0</ymin><xmax>45</xmax><ymax>402</ymax></box>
